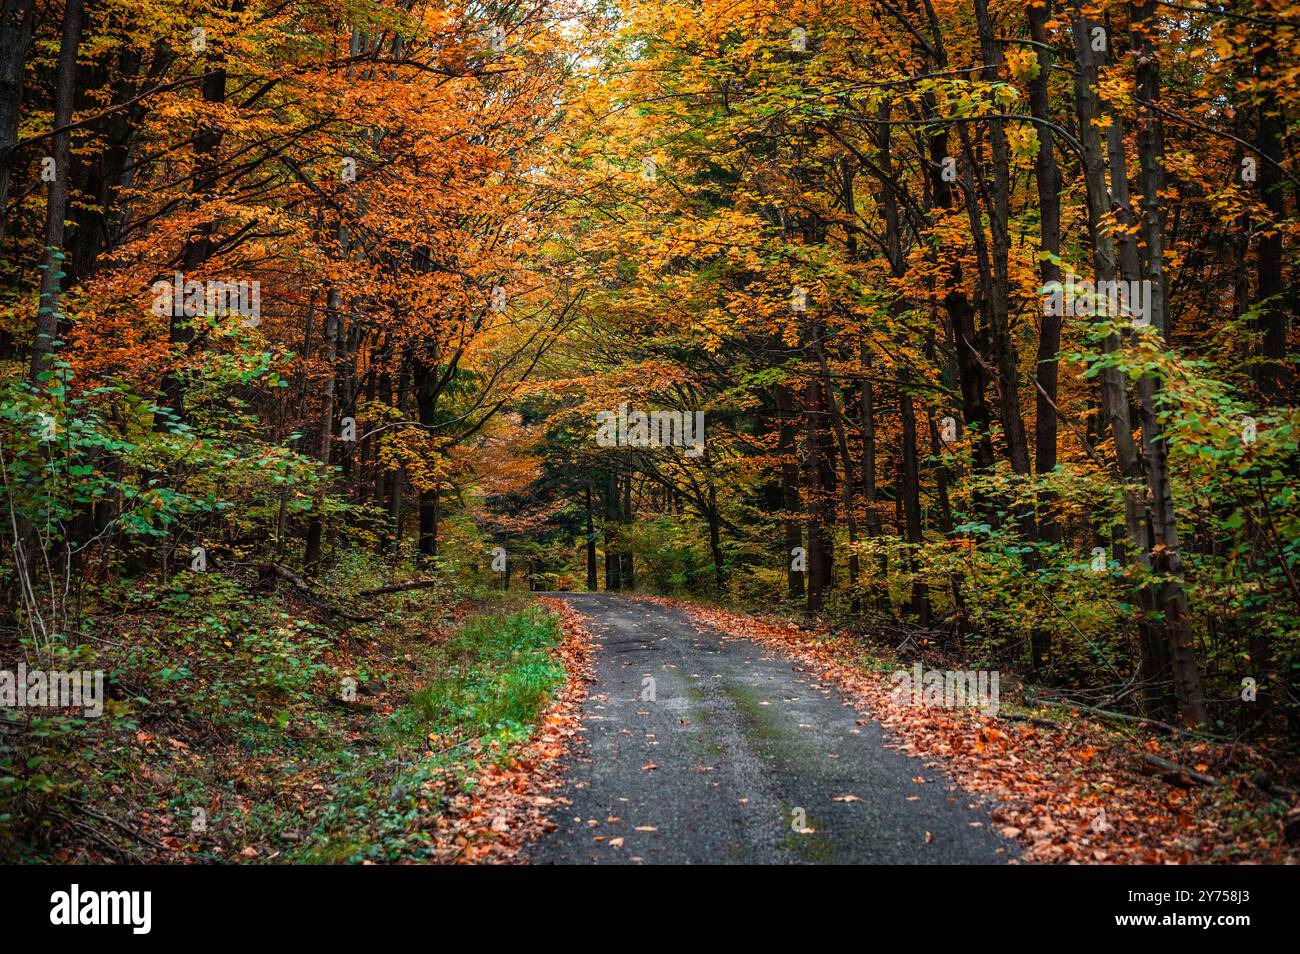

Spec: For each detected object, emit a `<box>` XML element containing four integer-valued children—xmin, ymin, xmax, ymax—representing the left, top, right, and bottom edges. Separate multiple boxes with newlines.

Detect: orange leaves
<box><xmin>973</xmin><ymin>724</ymin><xmax>1010</xmax><ymax>755</ymax></box>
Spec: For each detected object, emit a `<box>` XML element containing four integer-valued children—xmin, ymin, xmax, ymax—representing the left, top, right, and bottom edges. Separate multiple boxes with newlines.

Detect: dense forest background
<box><xmin>0</xmin><ymin>0</ymin><xmax>1296</xmax><ymax>860</ymax></box>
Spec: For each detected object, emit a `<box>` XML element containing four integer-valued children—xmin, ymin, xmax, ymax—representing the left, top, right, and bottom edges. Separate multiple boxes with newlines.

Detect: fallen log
<box><xmin>1055</xmin><ymin>697</ymin><xmax>1199</xmax><ymax>738</ymax></box>
<box><xmin>1000</xmin><ymin>712</ymin><xmax>1066</xmax><ymax>731</ymax></box>
<box><xmin>266</xmin><ymin>562</ymin><xmax>313</xmax><ymax>590</ymax></box>
<box><xmin>356</xmin><ymin>578</ymin><xmax>442</xmax><ymax>597</ymax></box>
<box><xmin>1285</xmin><ymin>807</ymin><xmax>1300</xmax><ymax>844</ymax></box>
<box><xmin>262</xmin><ymin>564</ymin><xmax>378</xmax><ymax>624</ymax></box>
<box><xmin>1141</xmin><ymin>754</ymin><xmax>1218</xmax><ymax>788</ymax></box>
<box><xmin>1251</xmin><ymin>770</ymin><xmax>1299</xmax><ymax>800</ymax></box>
<box><xmin>71</xmin><ymin>799</ymin><xmax>168</xmax><ymax>853</ymax></box>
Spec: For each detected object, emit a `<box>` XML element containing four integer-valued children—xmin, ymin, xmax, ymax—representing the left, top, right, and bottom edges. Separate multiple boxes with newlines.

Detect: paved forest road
<box><xmin>529</xmin><ymin>593</ymin><xmax>1015</xmax><ymax>864</ymax></box>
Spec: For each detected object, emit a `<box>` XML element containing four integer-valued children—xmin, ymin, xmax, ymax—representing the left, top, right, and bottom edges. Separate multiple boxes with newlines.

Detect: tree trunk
<box><xmin>604</xmin><ymin>470</ymin><xmax>620</xmax><ymax>591</ymax></box>
<box><xmin>973</xmin><ymin>0</ymin><xmax>1031</xmax><ymax>479</ymax></box>
<box><xmin>1130</xmin><ymin>0</ymin><xmax>1206</xmax><ymax>725</ymax></box>
<box><xmin>586</xmin><ymin>485</ymin><xmax>598</xmax><ymax>591</ymax></box>
<box><xmin>0</xmin><ymin>0</ymin><xmax>35</xmax><ymax>244</ymax></box>
<box><xmin>1029</xmin><ymin>0</ymin><xmax>1063</xmax><ymax>544</ymax></box>
<box><xmin>899</xmin><ymin>389</ymin><xmax>929</xmax><ymax>625</ymax></box>
<box><xmin>305</xmin><ymin>289</ymin><xmax>341</xmax><ymax>572</ymax></box>
<box><xmin>776</xmin><ymin>385</ymin><xmax>805</xmax><ymax>601</ymax></box>
<box><xmin>29</xmin><ymin>0</ymin><xmax>84</xmax><ymax>384</ymax></box>
<box><xmin>414</xmin><ymin>353</ymin><xmax>440</xmax><ymax>562</ymax></box>
<box><xmin>815</xmin><ymin>338</ymin><xmax>860</xmax><ymax>604</ymax></box>
<box><xmin>706</xmin><ymin>506</ymin><xmax>725</xmax><ymax>593</ymax></box>
<box><xmin>160</xmin><ymin>63</ymin><xmax>228</xmax><ymax>421</ymax></box>
<box><xmin>804</xmin><ymin>368</ymin><xmax>835</xmax><ymax>614</ymax></box>
<box><xmin>1252</xmin><ymin>29</ymin><xmax>1289</xmax><ymax>403</ymax></box>
<box><xmin>1073</xmin><ymin>8</ymin><xmax>1173</xmax><ymax>714</ymax></box>
<box><xmin>859</xmin><ymin>345</ymin><xmax>883</xmax><ymax>540</ymax></box>
<box><xmin>619</xmin><ymin>474</ymin><xmax>634</xmax><ymax>589</ymax></box>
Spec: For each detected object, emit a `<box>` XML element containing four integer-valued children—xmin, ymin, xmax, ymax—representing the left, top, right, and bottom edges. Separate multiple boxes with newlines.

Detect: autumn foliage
<box><xmin>0</xmin><ymin>0</ymin><xmax>1297</xmax><ymax>860</ymax></box>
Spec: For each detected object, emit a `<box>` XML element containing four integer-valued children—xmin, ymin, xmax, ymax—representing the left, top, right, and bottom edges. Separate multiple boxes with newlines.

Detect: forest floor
<box><xmin>8</xmin><ymin>584</ymin><xmax>1295</xmax><ymax>864</ymax></box>
<box><xmin>4</xmin><ymin>576</ymin><xmax>589</xmax><ymax>864</ymax></box>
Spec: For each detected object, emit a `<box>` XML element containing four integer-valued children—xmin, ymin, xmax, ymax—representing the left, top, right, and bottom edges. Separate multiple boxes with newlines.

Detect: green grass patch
<box><xmin>396</xmin><ymin>606</ymin><xmax>565</xmax><ymax>744</ymax></box>
<box><xmin>287</xmin><ymin>605</ymin><xmax>566</xmax><ymax>863</ymax></box>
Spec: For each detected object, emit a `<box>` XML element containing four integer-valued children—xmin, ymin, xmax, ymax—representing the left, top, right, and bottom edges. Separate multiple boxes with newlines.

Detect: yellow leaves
<box><xmin>378</xmin><ymin>427</ymin><xmax>453</xmax><ymax>494</ymax></box>
<box><xmin>993</xmin><ymin>84</ymin><xmax>1021</xmax><ymax>107</ymax></box>
<box><xmin>1006</xmin><ymin>123</ymin><xmax>1040</xmax><ymax>166</ymax></box>
<box><xmin>1004</xmin><ymin>47</ymin><xmax>1040</xmax><ymax>83</ymax></box>
<box><xmin>1097</xmin><ymin>67</ymin><xmax>1136</xmax><ymax>110</ymax></box>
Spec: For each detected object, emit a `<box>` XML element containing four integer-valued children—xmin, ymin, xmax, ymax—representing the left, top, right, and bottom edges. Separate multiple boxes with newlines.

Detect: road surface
<box><xmin>529</xmin><ymin>593</ymin><xmax>1014</xmax><ymax>865</ymax></box>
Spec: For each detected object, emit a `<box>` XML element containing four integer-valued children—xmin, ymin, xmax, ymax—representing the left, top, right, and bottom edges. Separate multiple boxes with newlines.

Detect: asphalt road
<box><xmin>529</xmin><ymin>593</ymin><xmax>1015</xmax><ymax>865</ymax></box>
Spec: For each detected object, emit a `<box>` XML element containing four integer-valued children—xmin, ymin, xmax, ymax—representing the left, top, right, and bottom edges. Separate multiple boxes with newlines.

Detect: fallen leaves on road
<box><xmin>642</xmin><ymin>596</ymin><xmax>1297</xmax><ymax>865</ymax></box>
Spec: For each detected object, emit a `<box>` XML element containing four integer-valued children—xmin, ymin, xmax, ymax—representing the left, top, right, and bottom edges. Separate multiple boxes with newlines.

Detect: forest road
<box><xmin>528</xmin><ymin>592</ymin><xmax>1016</xmax><ymax>864</ymax></box>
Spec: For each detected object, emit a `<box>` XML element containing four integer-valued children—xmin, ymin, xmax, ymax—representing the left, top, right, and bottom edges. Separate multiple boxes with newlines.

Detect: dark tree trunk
<box><xmin>1029</xmin><ymin>0</ymin><xmax>1063</xmax><ymax>544</ymax></box>
<box><xmin>1252</xmin><ymin>34</ymin><xmax>1289</xmax><ymax>403</ymax></box>
<box><xmin>816</xmin><ymin>339</ymin><xmax>860</xmax><ymax>604</ymax></box>
<box><xmin>804</xmin><ymin>368</ymin><xmax>836</xmax><ymax>614</ymax></box>
<box><xmin>1073</xmin><ymin>9</ymin><xmax>1174</xmax><ymax>713</ymax></box>
<box><xmin>385</xmin><ymin>354</ymin><xmax>409</xmax><ymax>554</ymax></box>
<box><xmin>899</xmin><ymin>389</ymin><xmax>929</xmax><ymax>625</ymax></box>
<box><xmin>29</xmin><ymin>0</ymin><xmax>84</xmax><ymax>385</ymax></box>
<box><xmin>160</xmin><ymin>64</ymin><xmax>228</xmax><ymax>421</ymax></box>
<box><xmin>776</xmin><ymin>385</ymin><xmax>805</xmax><ymax>601</ymax></box>
<box><xmin>414</xmin><ymin>353</ymin><xmax>439</xmax><ymax>562</ymax></box>
<box><xmin>706</xmin><ymin>507</ymin><xmax>725</xmax><ymax>593</ymax></box>
<box><xmin>859</xmin><ymin>345</ymin><xmax>882</xmax><ymax>540</ymax></box>
<box><xmin>0</xmin><ymin>0</ymin><xmax>35</xmax><ymax>245</ymax></box>
<box><xmin>619</xmin><ymin>475</ymin><xmax>634</xmax><ymax>589</ymax></box>
<box><xmin>1130</xmin><ymin>0</ymin><xmax>1206</xmax><ymax>726</ymax></box>
<box><xmin>305</xmin><ymin>290</ymin><xmax>341</xmax><ymax>572</ymax></box>
<box><xmin>973</xmin><ymin>0</ymin><xmax>1031</xmax><ymax>479</ymax></box>
<box><xmin>944</xmin><ymin>290</ymin><xmax>996</xmax><ymax>475</ymax></box>
<box><xmin>586</xmin><ymin>485</ymin><xmax>598</xmax><ymax>591</ymax></box>
<box><xmin>604</xmin><ymin>470</ymin><xmax>620</xmax><ymax>591</ymax></box>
